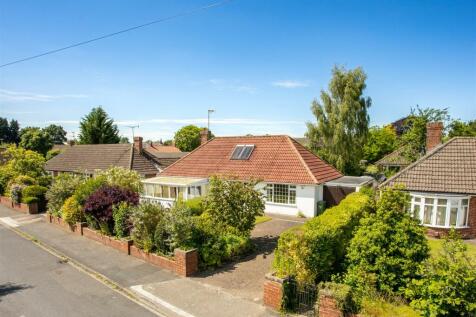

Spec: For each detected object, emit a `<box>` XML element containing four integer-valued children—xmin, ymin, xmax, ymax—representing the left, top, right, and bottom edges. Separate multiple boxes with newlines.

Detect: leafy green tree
<box><xmin>119</xmin><ymin>136</ymin><xmax>129</xmax><ymax>144</ymax></box>
<box><xmin>43</xmin><ymin>124</ymin><xmax>67</xmax><ymax>144</ymax></box>
<box><xmin>78</xmin><ymin>107</ymin><xmax>120</xmax><ymax>144</ymax></box>
<box><xmin>344</xmin><ymin>186</ymin><xmax>429</xmax><ymax>297</ymax></box>
<box><xmin>400</xmin><ymin>106</ymin><xmax>449</xmax><ymax>162</ymax></box>
<box><xmin>174</xmin><ymin>125</ymin><xmax>202</xmax><ymax>152</ymax></box>
<box><xmin>19</xmin><ymin>127</ymin><xmax>53</xmax><ymax>156</ymax></box>
<box><xmin>363</xmin><ymin>125</ymin><xmax>397</xmax><ymax>163</ymax></box>
<box><xmin>8</xmin><ymin>119</ymin><xmax>20</xmax><ymax>144</ymax></box>
<box><xmin>306</xmin><ymin>66</ymin><xmax>371</xmax><ymax>174</ymax></box>
<box><xmin>0</xmin><ymin>118</ymin><xmax>20</xmax><ymax>144</ymax></box>
<box><xmin>407</xmin><ymin>231</ymin><xmax>476</xmax><ymax>316</ymax></box>
<box><xmin>447</xmin><ymin>119</ymin><xmax>476</xmax><ymax>138</ymax></box>
<box><xmin>204</xmin><ymin>176</ymin><xmax>265</xmax><ymax>235</ymax></box>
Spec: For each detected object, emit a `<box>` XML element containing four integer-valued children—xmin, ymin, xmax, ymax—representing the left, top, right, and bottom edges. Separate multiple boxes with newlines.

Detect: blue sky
<box><xmin>0</xmin><ymin>0</ymin><xmax>475</xmax><ymax>141</ymax></box>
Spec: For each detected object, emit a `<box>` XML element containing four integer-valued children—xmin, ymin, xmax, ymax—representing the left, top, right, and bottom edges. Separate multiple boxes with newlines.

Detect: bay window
<box><xmin>266</xmin><ymin>184</ymin><xmax>296</xmax><ymax>205</ymax></box>
<box><xmin>410</xmin><ymin>194</ymin><xmax>469</xmax><ymax>228</ymax></box>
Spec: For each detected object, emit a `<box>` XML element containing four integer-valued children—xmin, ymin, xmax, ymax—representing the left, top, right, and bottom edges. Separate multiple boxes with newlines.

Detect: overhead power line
<box><xmin>0</xmin><ymin>0</ymin><xmax>232</xmax><ymax>68</ymax></box>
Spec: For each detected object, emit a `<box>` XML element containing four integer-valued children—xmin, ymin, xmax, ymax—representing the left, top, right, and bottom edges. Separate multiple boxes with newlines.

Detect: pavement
<box><xmin>0</xmin><ymin>205</ymin><xmax>290</xmax><ymax>317</ymax></box>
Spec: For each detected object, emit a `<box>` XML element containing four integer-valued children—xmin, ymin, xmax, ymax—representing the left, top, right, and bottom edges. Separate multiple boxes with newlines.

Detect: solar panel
<box><xmin>231</xmin><ymin>144</ymin><xmax>254</xmax><ymax>160</ymax></box>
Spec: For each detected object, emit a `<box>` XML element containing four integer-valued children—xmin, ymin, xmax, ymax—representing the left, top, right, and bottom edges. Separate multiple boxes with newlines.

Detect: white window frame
<box><xmin>265</xmin><ymin>183</ymin><xmax>297</xmax><ymax>206</ymax></box>
<box><xmin>410</xmin><ymin>193</ymin><xmax>470</xmax><ymax>229</ymax></box>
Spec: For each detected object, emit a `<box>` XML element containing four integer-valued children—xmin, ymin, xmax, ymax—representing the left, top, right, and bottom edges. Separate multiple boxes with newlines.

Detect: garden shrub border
<box><xmin>44</xmin><ymin>212</ymin><xmax>198</xmax><ymax>277</ymax></box>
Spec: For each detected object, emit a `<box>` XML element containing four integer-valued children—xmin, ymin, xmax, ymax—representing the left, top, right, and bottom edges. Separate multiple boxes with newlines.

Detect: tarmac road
<box><xmin>0</xmin><ymin>224</ymin><xmax>157</xmax><ymax>317</ymax></box>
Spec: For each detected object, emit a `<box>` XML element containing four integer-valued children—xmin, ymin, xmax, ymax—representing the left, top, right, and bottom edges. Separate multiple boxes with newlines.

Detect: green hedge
<box><xmin>21</xmin><ymin>185</ymin><xmax>48</xmax><ymax>204</ymax></box>
<box><xmin>273</xmin><ymin>192</ymin><xmax>371</xmax><ymax>283</ymax></box>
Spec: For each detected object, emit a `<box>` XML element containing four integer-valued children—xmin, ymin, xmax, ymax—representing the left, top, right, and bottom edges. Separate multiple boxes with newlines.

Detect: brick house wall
<box><xmin>427</xmin><ymin>196</ymin><xmax>476</xmax><ymax>239</ymax></box>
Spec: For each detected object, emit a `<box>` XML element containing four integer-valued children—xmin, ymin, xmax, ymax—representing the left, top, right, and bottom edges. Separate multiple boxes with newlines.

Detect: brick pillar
<box><xmin>426</xmin><ymin>122</ymin><xmax>443</xmax><ymax>152</ymax></box>
<box><xmin>174</xmin><ymin>249</ymin><xmax>198</xmax><ymax>277</ymax></box>
<box><xmin>199</xmin><ymin>128</ymin><xmax>208</xmax><ymax>145</ymax></box>
<box><xmin>318</xmin><ymin>293</ymin><xmax>342</xmax><ymax>317</ymax></box>
<box><xmin>134</xmin><ymin>136</ymin><xmax>143</xmax><ymax>152</ymax></box>
<box><xmin>263</xmin><ymin>273</ymin><xmax>285</xmax><ymax>311</ymax></box>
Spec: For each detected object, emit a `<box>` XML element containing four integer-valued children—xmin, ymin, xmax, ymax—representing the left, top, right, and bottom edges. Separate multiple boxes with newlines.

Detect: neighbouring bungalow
<box><xmin>381</xmin><ymin>122</ymin><xmax>476</xmax><ymax>238</ymax></box>
<box><xmin>141</xmin><ymin>129</ymin><xmax>372</xmax><ymax>217</ymax></box>
<box><xmin>45</xmin><ymin>137</ymin><xmax>184</xmax><ymax>178</ymax></box>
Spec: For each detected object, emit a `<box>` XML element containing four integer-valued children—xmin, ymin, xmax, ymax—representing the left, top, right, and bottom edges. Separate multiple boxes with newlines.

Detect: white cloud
<box><xmin>0</xmin><ymin>89</ymin><xmax>88</xmax><ymax>102</ymax></box>
<box><xmin>272</xmin><ymin>80</ymin><xmax>310</xmax><ymax>88</ymax></box>
<box><xmin>206</xmin><ymin>79</ymin><xmax>257</xmax><ymax>94</ymax></box>
<box><xmin>115</xmin><ymin>118</ymin><xmax>303</xmax><ymax>126</ymax></box>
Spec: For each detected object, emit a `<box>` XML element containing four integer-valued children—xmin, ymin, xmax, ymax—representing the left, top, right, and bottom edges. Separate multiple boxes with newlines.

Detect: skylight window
<box><xmin>231</xmin><ymin>144</ymin><xmax>255</xmax><ymax>160</ymax></box>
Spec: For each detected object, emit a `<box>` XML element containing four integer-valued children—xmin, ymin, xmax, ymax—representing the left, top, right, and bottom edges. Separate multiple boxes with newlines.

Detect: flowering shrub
<box><xmin>10</xmin><ymin>185</ymin><xmax>24</xmax><ymax>203</ymax></box>
<box><xmin>84</xmin><ymin>185</ymin><xmax>139</xmax><ymax>235</ymax></box>
<box><xmin>46</xmin><ymin>173</ymin><xmax>86</xmax><ymax>216</ymax></box>
<box><xmin>96</xmin><ymin>167</ymin><xmax>142</xmax><ymax>193</ymax></box>
<box><xmin>62</xmin><ymin>195</ymin><xmax>83</xmax><ymax>225</ymax></box>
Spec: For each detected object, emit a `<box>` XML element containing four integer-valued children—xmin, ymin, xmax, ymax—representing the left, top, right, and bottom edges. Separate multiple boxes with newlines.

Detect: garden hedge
<box><xmin>273</xmin><ymin>192</ymin><xmax>371</xmax><ymax>283</ymax></box>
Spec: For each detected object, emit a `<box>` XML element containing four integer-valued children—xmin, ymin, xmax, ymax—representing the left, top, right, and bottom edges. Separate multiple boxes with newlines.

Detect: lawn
<box><xmin>428</xmin><ymin>237</ymin><xmax>476</xmax><ymax>259</ymax></box>
<box><xmin>255</xmin><ymin>215</ymin><xmax>272</xmax><ymax>225</ymax></box>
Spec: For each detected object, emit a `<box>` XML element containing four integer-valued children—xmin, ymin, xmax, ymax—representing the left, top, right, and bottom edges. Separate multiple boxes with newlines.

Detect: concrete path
<box><xmin>192</xmin><ymin>217</ymin><xmax>303</xmax><ymax>303</ymax></box>
<box><xmin>0</xmin><ymin>205</ymin><xmax>277</xmax><ymax>317</ymax></box>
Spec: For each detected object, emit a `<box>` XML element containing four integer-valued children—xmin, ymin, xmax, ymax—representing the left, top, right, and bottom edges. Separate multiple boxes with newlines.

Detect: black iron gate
<box><xmin>282</xmin><ymin>278</ymin><xmax>318</xmax><ymax>316</ymax></box>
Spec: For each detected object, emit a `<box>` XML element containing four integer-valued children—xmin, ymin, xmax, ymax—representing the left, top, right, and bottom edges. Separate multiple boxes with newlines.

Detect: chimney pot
<box><xmin>134</xmin><ymin>136</ymin><xmax>143</xmax><ymax>152</ymax></box>
<box><xmin>200</xmin><ymin>128</ymin><xmax>208</xmax><ymax>145</ymax></box>
<box><xmin>426</xmin><ymin>122</ymin><xmax>443</xmax><ymax>152</ymax></box>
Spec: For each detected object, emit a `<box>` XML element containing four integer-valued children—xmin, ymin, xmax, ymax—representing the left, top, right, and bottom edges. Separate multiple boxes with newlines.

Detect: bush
<box><xmin>74</xmin><ymin>175</ymin><xmax>107</xmax><ymax>206</ymax></box>
<box><xmin>185</xmin><ymin>197</ymin><xmax>204</xmax><ymax>215</ymax></box>
<box><xmin>406</xmin><ymin>231</ymin><xmax>476</xmax><ymax>316</ymax></box>
<box><xmin>21</xmin><ymin>185</ymin><xmax>47</xmax><ymax>203</ymax></box>
<box><xmin>84</xmin><ymin>185</ymin><xmax>139</xmax><ymax>235</ymax></box>
<box><xmin>10</xmin><ymin>185</ymin><xmax>23</xmax><ymax>203</ymax></box>
<box><xmin>317</xmin><ymin>282</ymin><xmax>359</xmax><ymax>315</ymax></box>
<box><xmin>96</xmin><ymin>167</ymin><xmax>142</xmax><ymax>193</ymax></box>
<box><xmin>113</xmin><ymin>202</ymin><xmax>133</xmax><ymax>238</ymax></box>
<box><xmin>46</xmin><ymin>173</ymin><xmax>86</xmax><ymax>216</ymax></box>
<box><xmin>273</xmin><ymin>192</ymin><xmax>371</xmax><ymax>283</ymax></box>
<box><xmin>161</xmin><ymin>203</ymin><xmax>196</xmax><ymax>253</ymax></box>
<box><xmin>131</xmin><ymin>203</ymin><xmax>166</xmax><ymax>252</ymax></box>
<box><xmin>61</xmin><ymin>196</ymin><xmax>83</xmax><ymax>225</ymax></box>
<box><xmin>204</xmin><ymin>176</ymin><xmax>265</xmax><ymax>235</ymax></box>
<box><xmin>344</xmin><ymin>186</ymin><xmax>429</xmax><ymax>297</ymax></box>
<box><xmin>22</xmin><ymin>196</ymin><xmax>39</xmax><ymax>204</ymax></box>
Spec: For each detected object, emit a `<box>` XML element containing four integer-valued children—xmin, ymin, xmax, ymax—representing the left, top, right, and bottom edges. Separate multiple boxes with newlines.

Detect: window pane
<box><xmin>437</xmin><ymin>198</ymin><xmax>447</xmax><ymax>206</ymax></box>
<box><xmin>413</xmin><ymin>204</ymin><xmax>421</xmax><ymax>220</ymax></box>
<box><xmin>436</xmin><ymin>205</ymin><xmax>446</xmax><ymax>226</ymax></box>
<box><xmin>266</xmin><ymin>184</ymin><xmax>273</xmax><ymax>201</ymax></box>
<box><xmin>458</xmin><ymin>206</ymin><xmax>468</xmax><ymax>227</ymax></box>
<box><xmin>170</xmin><ymin>187</ymin><xmax>177</xmax><ymax>199</ymax></box>
<box><xmin>154</xmin><ymin>185</ymin><xmax>162</xmax><ymax>197</ymax></box>
<box><xmin>161</xmin><ymin>185</ymin><xmax>169</xmax><ymax>198</ymax></box>
<box><xmin>462</xmin><ymin>199</ymin><xmax>468</xmax><ymax>207</ymax></box>
<box><xmin>450</xmin><ymin>206</ymin><xmax>458</xmax><ymax>226</ymax></box>
<box><xmin>273</xmin><ymin>184</ymin><xmax>289</xmax><ymax>204</ymax></box>
<box><xmin>289</xmin><ymin>187</ymin><xmax>296</xmax><ymax>204</ymax></box>
<box><xmin>423</xmin><ymin>198</ymin><xmax>433</xmax><ymax>225</ymax></box>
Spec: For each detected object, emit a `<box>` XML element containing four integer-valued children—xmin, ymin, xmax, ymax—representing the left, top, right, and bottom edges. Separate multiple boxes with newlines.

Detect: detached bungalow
<box><xmin>141</xmin><ymin>131</ymin><xmax>350</xmax><ymax>217</ymax></box>
<box><xmin>381</xmin><ymin>123</ymin><xmax>476</xmax><ymax>238</ymax></box>
<box><xmin>45</xmin><ymin>137</ymin><xmax>184</xmax><ymax>178</ymax></box>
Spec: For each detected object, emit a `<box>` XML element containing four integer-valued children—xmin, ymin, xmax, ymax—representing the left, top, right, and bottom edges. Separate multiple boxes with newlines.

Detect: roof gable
<box><xmin>381</xmin><ymin>137</ymin><xmax>476</xmax><ymax>194</ymax></box>
<box><xmin>160</xmin><ymin>135</ymin><xmax>342</xmax><ymax>184</ymax></box>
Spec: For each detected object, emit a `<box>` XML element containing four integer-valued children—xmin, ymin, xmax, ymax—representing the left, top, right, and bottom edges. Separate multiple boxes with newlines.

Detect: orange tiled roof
<box><xmin>160</xmin><ymin>135</ymin><xmax>342</xmax><ymax>184</ymax></box>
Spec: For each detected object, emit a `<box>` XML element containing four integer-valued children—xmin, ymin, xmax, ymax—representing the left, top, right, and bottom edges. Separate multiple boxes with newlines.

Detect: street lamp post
<box><xmin>207</xmin><ymin>109</ymin><xmax>215</xmax><ymax>134</ymax></box>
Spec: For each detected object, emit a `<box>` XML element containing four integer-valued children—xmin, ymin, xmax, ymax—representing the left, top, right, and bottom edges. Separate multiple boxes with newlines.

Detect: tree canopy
<box><xmin>0</xmin><ymin>118</ymin><xmax>20</xmax><ymax>144</ymax></box>
<box><xmin>363</xmin><ymin>125</ymin><xmax>397</xmax><ymax>163</ymax></box>
<box><xmin>43</xmin><ymin>124</ymin><xmax>67</xmax><ymax>144</ymax></box>
<box><xmin>306</xmin><ymin>66</ymin><xmax>371</xmax><ymax>175</ymax></box>
<box><xmin>78</xmin><ymin>107</ymin><xmax>120</xmax><ymax>144</ymax></box>
<box><xmin>400</xmin><ymin>106</ymin><xmax>449</xmax><ymax>162</ymax></box>
<box><xmin>19</xmin><ymin>127</ymin><xmax>53</xmax><ymax>156</ymax></box>
<box><xmin>447</xmin><ymin>119</ymin><xmax>476</xmax><ymax>138</ymax></box>
<box><xmin>173</xmin><ymin>125</ymin><xmax>202</xmax><ymax>152</ymax></box>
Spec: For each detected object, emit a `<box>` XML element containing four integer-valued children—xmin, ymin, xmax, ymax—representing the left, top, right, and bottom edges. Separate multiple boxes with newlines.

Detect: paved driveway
<box><xmin>192</xmin><ymin>215</ymin><xmax>304</xmax><ymax>303</ymax></box>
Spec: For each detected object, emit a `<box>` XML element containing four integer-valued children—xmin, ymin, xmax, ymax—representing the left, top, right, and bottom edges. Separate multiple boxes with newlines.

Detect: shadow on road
<box><xmin>0</xmin><ymin>282</ymin><xmax>32</xmax><ymax>300</ymax></box>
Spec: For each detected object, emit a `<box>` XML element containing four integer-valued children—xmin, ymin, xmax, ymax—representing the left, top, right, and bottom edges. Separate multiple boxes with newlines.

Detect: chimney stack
<box><xmin>426</xmin><ymin>122</ymin><xmax>443</xmax><ymax>152</ymax></box>
<box><xmin>134</xmin><ymin>136</ymin><xmax>143</xmax><ymax>152</ymax></box>
<box><xmin>200</xmin><ymin>128</ymin><xmax>209</xmax><ymax>145</ymax></box>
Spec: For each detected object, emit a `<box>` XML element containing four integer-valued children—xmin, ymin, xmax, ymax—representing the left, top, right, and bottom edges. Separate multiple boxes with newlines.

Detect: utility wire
<box><xmin>0</xmin><ymin>0</ymin><xmax>232</xmax><ymax>68</ymax></box>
